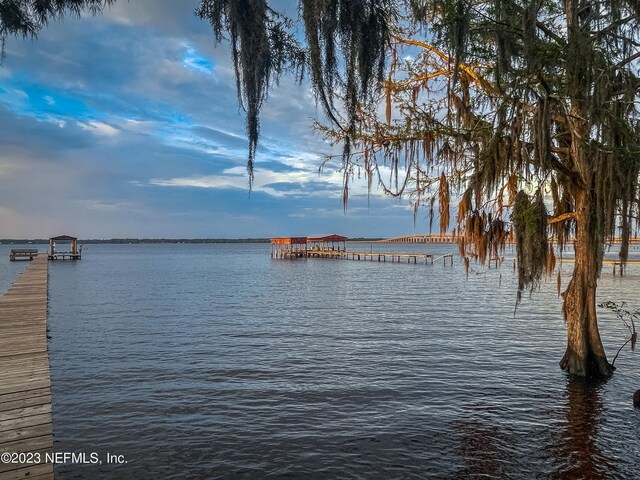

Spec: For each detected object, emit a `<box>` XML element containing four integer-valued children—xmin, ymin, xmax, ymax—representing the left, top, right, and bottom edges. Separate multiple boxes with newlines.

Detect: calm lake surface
<box><xmin>2</xmin><ymin>242</ymin><xmax>639</xmax><ymax>478</ymax></box>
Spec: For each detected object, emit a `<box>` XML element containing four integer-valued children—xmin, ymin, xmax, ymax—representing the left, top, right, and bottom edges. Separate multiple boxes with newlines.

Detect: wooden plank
<box><xmin>0</xmin><ymin>355</ymin><xmax>50</xmax><ymax>369</ymax></box>
<box><xmin>0</xmin><ymin>404</ymin><xmax>51</xmax><ymax>423</ymax></box>
<box><xmin>0</xmin><ymin>374</ymin><xmax>51</xmax><ymax>391</ymax></box>
<box><xmin>0</xmin><ymin>347</ymin><xmax>49</xmax><ymax>357</ymax></box>
<box><xmin>0</xmin><ymin>336</ymin><xmax>48</xmax><ymax>346</ymax></box>
<box><xmin>0</xmin><ymin>332</ymin><xmax>48</xmax><ymax>342</ymax></box>
<box><xmin>0</xmin><ymin>379</ymin><xmax>51</xmax><ymax>396</ymax></box>
<box><xmin>0</xmin><ymin>395</ymin><xmax>51</xmax><ymax>414</ymax></box>
<box><xmin>0</xmin><ymin>388</ymin><xmax>50</xmax><ymax>405</ymax></box>
<box><xmin>0</xmin><ymin>334</ymin><xmax>48</xmax><ymax>345</ymax></box>
<box><xmin>0</xmin><ymin>435</ymin><xmax>53</xmax><ymax>456</ymax></box>
<box><xmin>0</xmin><ymin>412</ymin><xmax>52</xmax><ymax>434</ymax></box>
<box><xmin>0</xmin><ymin>423</ymin><xmax>52</xmax><ymax>445</ymax></box>
<box><xmin>0</xmin><ymin>446</ymin><xmax>53</xmax><ymax>479</ymax></box>
<box><xmin>0</xmin><ymin>256</ymin><xmax>52</xmax><ymax>480</ymax></box>
<box><xmin>0</xmin><ymin>364</ymin><xmax>50</xmax><ymax>377</ymax></box>
<box><xmin>0</xmin><ymin>461</ymin><xmax>53</xmax><ymax>480</ymax></box>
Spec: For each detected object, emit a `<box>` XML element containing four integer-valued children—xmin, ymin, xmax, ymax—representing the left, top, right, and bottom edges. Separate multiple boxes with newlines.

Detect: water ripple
<box><xmin>44</xmin><ymin>243</ymin><xmax>640</xmax><ymax>479</ymax></box>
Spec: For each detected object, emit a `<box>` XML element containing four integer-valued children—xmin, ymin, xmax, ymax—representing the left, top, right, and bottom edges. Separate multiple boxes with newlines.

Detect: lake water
<box><xmin>1</xmin><ymin>243</ymin><xmax>639</xmax><ymax>479</ymax></box>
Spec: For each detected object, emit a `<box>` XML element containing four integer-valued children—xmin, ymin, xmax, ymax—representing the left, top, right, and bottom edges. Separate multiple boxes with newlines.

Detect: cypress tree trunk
<box><xmin>559</xmin><ymin>189</ymin><xmax>613</xmax><ymax>377</ymax></box>
<box><xmin>559</xmin><ymin>0</ymin><xmax>612</xmax><ymax>376</ymax></box>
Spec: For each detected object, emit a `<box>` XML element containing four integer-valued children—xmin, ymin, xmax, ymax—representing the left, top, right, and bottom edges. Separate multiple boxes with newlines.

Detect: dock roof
<box><xmin>270</xmin><ymin>237</ymin><xmax>307</xmax><ymax>245</ymax></box>
<box><xmin>49</xmin><ymin>235</ymin><xmax>77</xmax><ymax>241</ymax></box>
<box><xmin>307</xmin><ymin>234</ymin><xmax>348</xmax><ymax>242</ymax></box>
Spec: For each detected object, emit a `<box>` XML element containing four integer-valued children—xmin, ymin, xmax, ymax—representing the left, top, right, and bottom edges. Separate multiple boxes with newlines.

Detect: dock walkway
<box><xmin>279</xmin><ymin>249</ymin><xmax>455</xmax><ymax>265</ymax></box>
<box><xmin>307</xmin><ymin>250</ymin><xmax>437</xmax><ymax>264</ymax></box>
<box><xmin>0</xmin><ymin>255</ymin><xmax>53</xmax><ymax>480</ymax></box>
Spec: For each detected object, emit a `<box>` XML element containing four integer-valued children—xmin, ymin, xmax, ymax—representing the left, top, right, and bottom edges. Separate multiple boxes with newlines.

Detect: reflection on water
<box><xmin>0</xmin><ymin>246</ymin><xmax>30</xmax><ymax>294</ymax></box>
<box><xmin>551</xmin><ymin>378</ymin><xmax>613</xmax><ymax>480</ymax></box>
<box><xmin>453</xmin><ymin>419</ymin><xmax>512</xmax><ymax>478</ymax></box>
<box><xmin>1</xmin><ymin>243</ymin><xmax>636</xmax><ymax>478</ymax></box>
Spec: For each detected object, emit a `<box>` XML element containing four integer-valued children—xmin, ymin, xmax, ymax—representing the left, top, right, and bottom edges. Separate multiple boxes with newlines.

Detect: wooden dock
<box><xmin>0</xmin><ymin>255</ymin><xmax>53</xmax><ymax>480</ymax></box>
<box><xmin>278</xmin><ymin>249</ymin><xmax>454</xmax><ymax>265</ymax></box>
<box><xmin>552</xmin><ymin>258</ymin><xmax>640</xmax><ymax>275</ymax></box>
<box><xmin>307</xmin><ymin>250</ymin><xmax>436</xmax><ymax>264</ymax></box>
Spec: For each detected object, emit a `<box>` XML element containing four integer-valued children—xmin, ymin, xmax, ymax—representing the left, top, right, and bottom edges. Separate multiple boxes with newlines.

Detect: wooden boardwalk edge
<box><xmin>0</xmin><ymin>255</ymin><xmax>53</xmax><ymax>480</ymax></box>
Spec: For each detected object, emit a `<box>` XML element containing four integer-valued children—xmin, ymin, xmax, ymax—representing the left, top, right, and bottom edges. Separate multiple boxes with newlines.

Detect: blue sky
<box><xmin>0</xmin><ymin>0</ymin><xmax>423</xmax><ymax>239</ymax></box>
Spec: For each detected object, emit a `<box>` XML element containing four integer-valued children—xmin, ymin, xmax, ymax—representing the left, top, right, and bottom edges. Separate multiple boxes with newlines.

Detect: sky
<box><xmin>0</xmin><ymin>0</ymin><xmax>425</xmax><ymax>239</ymax></box>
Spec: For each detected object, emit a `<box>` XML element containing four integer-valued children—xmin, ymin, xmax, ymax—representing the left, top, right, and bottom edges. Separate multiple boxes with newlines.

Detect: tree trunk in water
<box><xmin>560</xmin><ymin>190</ymin><xmax>613</xmax><ymax>377</ymax></box>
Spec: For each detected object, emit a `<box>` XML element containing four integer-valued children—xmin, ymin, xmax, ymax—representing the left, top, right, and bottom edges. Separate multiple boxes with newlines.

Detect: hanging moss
<box><xmin>511</xmin><ymin>189</ymin><xmax>548</xmax><ymax>304</ymax></box>
<box><xmin>438</xmin><ymin>173</ymin><xmax>450</xmax><ymax>233</ymax></box>
<box><xmin>197</xmin><ymin>0</ymin><xmax>305</xmax><ymax>187</ymax></box>
<box><xmin>301</xmin><ymin>0</ymin><xmax>396</xmax><ymax>185</ymax></box>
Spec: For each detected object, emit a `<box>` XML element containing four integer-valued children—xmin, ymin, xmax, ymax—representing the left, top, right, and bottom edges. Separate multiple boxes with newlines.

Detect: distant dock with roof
<box><xmin>270</xmin><ymin>234</ymin><xmax>454</xmax><ymax>265</ymax></box>
<box><xmin>9</xmin><ymin>235</ymin><xmax>82</xmax><ymax>261</ymax></box>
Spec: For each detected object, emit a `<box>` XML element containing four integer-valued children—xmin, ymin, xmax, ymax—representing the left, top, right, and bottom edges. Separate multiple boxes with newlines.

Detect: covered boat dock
<box><xmin>270</xmin><ymin>237</ymin><xmax>308</xmax><ymax>259</ymax></box>
<box><xmin>307</xmin><ymin>234</ymin><xmax>348</xmax><ymax>252</ymax></box>
<box><xmin>49</xmin><ymin>235</ymin><xmax>82</xmax><ymax>260</ymax></box>
<box><xmin>270</xmin><ymin>234</ymin><xmax>451</xmax><ymax>265</ymax></box>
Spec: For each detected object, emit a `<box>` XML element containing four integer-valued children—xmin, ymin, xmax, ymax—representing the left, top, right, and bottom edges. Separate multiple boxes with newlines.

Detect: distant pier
<box><xmin>377</xmin><ymin>233</ymin><xmax>640</xmax><ymax>245</ymax></box>
<box><xmin>271</xmin><ymin>235</ymin><xmax>454</xmax><ymax>265</ymax></box>
<box><xmin>378</xmin><ymin>234</ymin><xmax>460</xmax><ymax>244</ymax></box>
<box><xmin>307</xmin><ymin>249</ymin><xmax>455</xmax><ymax>265</ymax></box>
<box><xmin>0</xmin><ymin>255</ymin><xmax>53</xmax><ymax>480</ymax></box>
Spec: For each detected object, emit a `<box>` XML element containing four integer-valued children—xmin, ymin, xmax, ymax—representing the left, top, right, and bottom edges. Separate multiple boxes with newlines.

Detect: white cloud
<box><xmin>150</xmin><ymin>163</ymin><xmax>389</xmax><ymax>199</ymax></box>
<box><xmin>8</xmin><ymin>88</ymin><xmax>28</xmax><ymax>99</ymax></box>
<box><xmin>78</xmin><ymin>120</ymin><xmax>119</xmax><ymax>137</ymax></box>
<box><xmin>0</xmin><ymin>88</ymin><xmax>29</xmax><ymax>111</ymax></box>
<box><xmin>151</xmin><ymin>166</ymin><xmax>340</xmax><ymax>198</ymax></box>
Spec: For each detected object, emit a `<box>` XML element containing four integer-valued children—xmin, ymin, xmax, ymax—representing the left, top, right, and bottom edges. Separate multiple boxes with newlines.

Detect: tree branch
<box><xmin>536</xmin><ymin>21</ymin><xmax>566</xmax><ymax>46</ymax></box>
<box><xmin>547</xmin><ymin>154</ymin><xmax>586</xmax><ymax>188</ymax></box>
<box><xmin>549</xmin><ymin>212</ymin><xmax>576</xmax><ymax>224</ymax></box>
<box><xmin>617</xmin><ymin>51</ymin><xmax>640</xmax><ymax>69</ymax></box>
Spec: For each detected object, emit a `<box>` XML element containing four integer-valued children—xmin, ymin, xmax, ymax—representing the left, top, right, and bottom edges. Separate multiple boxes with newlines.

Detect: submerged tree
<box><xmin>199</xmin><ymin>0</ymin><xmax>640</xmax><ymax>377</ymax></box>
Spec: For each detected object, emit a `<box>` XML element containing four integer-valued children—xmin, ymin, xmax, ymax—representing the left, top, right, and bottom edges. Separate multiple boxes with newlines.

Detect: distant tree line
<box><xmin>0</xmin><ymin>238</ymin><xmax>271</xmax><ymax>244</ymax></box>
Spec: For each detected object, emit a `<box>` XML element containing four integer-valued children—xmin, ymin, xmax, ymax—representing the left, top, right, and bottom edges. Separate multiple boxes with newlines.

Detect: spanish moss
<box><xmin>197</xmin><ymin>0</ymin><xmax>639</xmax><ymax>377</ymax></box>
<box><xmin>511</xmin><ymin>190</ymin><xmax>549</xmax><ymax>305</ymax></box>
<box><xmin>197</xmin><ymin>0</ymin><xmax>304</xmax><ymax>187</ymax></box>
